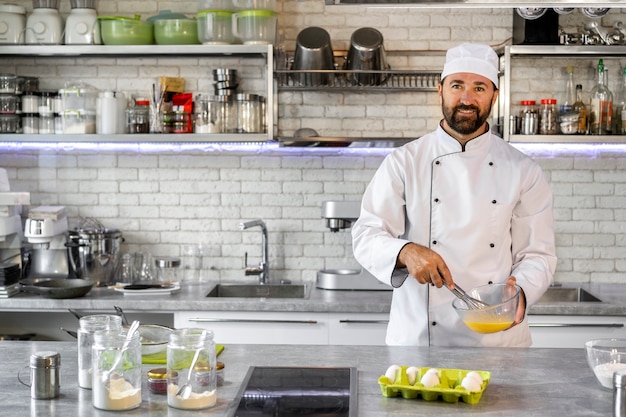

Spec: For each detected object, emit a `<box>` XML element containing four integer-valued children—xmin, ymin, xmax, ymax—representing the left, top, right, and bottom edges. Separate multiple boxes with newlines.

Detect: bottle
<box><xmin>560</xmin><ymin>66</ymin><xmax>575</xmax><ymax>116</ymax></box>
<box><xmin>573</xmin><ymin>84</ymin><xmax>587</xmax><ymax>135</ymax></box>
<box><xmin>617</xmin><ymin>67</ymin><xmax>626</xmax><ymax>135</ymax></box>
<box><xmin>519</xmin><ymin>100</ymin><xmax>538</xmax><ymax>135</ymax></box>
<box><xmin>590</xmin><ymin>59</ymin><xmax>613</xmax><ymax>135</ymax></box>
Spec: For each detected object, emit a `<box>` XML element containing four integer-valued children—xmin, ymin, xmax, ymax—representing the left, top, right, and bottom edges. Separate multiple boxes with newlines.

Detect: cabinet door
<box><xmin>328</xmin><ymin>313</ymin><xmax>388</xmax><ymax>346</ymax></box>
<box><xmin>175</xmin><ymin>311</ymin><xmax>329</xmax><ymax>345</ymax></box>
<box><xmin>529</xmin><ymin>315</ymin><xmax>626</xmax><ymax>348</ymax></box>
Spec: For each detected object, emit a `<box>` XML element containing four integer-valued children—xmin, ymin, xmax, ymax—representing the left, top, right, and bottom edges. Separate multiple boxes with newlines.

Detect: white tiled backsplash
<box><xmin>2</xmin><ymin>1</ymin><xmax>626</xmax><ymax>284</ymax></box>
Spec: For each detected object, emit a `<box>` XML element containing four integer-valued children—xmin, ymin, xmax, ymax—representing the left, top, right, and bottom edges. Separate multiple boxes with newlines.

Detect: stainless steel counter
<box><xmin>1</xmin><ymin>281</ymin><xmax>625</xmax><ymax>316</ymax></box>
<box><xmin>0</xmin><ymin>341</ymin><xmax>614</xmax><ymax>416</ymax></box>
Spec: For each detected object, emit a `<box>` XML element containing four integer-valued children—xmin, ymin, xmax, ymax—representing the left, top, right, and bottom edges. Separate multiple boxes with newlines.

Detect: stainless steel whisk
<box><xmin>448</xmin><ymin>282</ymin><xmax>490</xmax><ymax>310</ymax></box>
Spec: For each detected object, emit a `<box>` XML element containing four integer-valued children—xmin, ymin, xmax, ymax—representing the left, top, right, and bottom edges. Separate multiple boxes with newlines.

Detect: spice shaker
<box><xmin>18</xmin><ymin>351</ymin><xmax>61</xmax><ymax>400</ymax></box>
<box><xmin>615</xmin><ymin>369</ymin><xmax>626</xmax><ymax>417</ymax></box>
<box><xmin>77</xmin><ymin>314</ymin><xmax>123</xmax><ymax>389</ymax></box>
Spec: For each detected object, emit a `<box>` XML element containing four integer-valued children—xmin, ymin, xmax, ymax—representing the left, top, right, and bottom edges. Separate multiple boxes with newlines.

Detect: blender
<box><xmin>23</xmin><ymin>206</ymin><xmax>69</xmax><ymax>279</ymax></box>
<box><xmin>25</xmin><ymin>0</ymin><xmax>63</xmax><ymax>45</ymax></box>
<box><xmin>65</xmin><ymin>0</ymin><xmax>100</xmax><ymax>45</ymax></box>
<box><xmin>318</xmin><ymin>201</ymin><xmax>391</xmax><ymax>291</ymax></box>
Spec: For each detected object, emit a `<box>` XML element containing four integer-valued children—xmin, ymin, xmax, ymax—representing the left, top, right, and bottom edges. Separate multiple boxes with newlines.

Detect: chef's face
<box><xmin>438</xmin><ymin>72</ymin><xmax>498</xmax><ymax>137</ymax></box>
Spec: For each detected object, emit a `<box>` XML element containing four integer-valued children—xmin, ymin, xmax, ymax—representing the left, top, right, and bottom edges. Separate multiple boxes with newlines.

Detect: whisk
<box><xmin>448</xmin><ymin>282</ymin><xmax>490</xmax><ymax>310</ymax></box>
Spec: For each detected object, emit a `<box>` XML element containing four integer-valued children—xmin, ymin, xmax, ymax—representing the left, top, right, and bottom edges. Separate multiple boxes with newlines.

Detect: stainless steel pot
<box><xmin>66</xmin><ymin>228</ymin><xmax>123</xmax><ymax>287</ymax></box>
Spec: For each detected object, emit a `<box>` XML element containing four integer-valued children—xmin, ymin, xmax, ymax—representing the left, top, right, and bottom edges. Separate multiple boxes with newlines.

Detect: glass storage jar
<box><xmin>235</xmin><ymin>93</ymin><xmax>261</xmax><ymax>133</ymax></box>
<box><xmin>154</xmin><ymin>256</ymin><xmax>181</xmax><ymax>283</ymax></box>
<box><xmin>92</xmin><ymin>328</ymin><xmax>142</xmax><ymax>411</ymax></box>
<box><xmin>77</xmin><ymin>314</ymin><xmax>122</xmax><ymax>389</ymax></box>
<box><xmin>167</xmin><ymin>328</ymin><xmax>217</xmax><ymax>410</ymax></box>
<box><xmin>519</xmin><ymin>100</ymin><xmax>538</xmax><ymax>135</ymax></box>
<box><xmin>194</xmin><ymin>95</ymin><xmax>222</xmax><ymax>133</ymax></box>
<box><xmin>22</xmin><ymin>113</ymin><xmax>39</xmax><ymax>134</ymax></box>
<box><xmin>539</xmin><ymin>98</ymin><xmax>559</xmax><ymax>135</ymax></box>
<box><xmin>126</xmin><ymin>103</ymin><xmax>150</xmax><ymax>133</ymax></box>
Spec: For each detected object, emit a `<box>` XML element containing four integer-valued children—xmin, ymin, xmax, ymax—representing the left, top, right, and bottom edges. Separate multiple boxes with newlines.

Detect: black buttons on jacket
<box><xmin>489</xmin><ymin>243</ymin><xmax>495</xmax><ymax>248</ymax></box>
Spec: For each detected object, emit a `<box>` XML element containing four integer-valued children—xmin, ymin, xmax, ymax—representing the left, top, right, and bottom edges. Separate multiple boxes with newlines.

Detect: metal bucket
<box><xmin>66</xmin><ymin>228</ymin><xmax>123</xmax><ymax>287</ymax></box>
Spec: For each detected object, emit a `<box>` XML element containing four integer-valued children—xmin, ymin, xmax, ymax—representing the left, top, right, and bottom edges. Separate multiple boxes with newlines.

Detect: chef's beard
<box><xmin>442</xmin><ymin>102</ymin><xmax>492</xmax><ymax>135</ymax></box>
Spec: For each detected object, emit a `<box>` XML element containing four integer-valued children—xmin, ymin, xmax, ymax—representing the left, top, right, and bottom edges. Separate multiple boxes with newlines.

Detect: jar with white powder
<box><xmin>92</xmin><ymin>329</ymin><xmax>142</xmax><ymax>411</ymax></box>
<box><xmin>167</xmin><ymin>328</ymin><xmax>217</xmax><ymax>410</ymax></box>
<box><xmin>77</xmin><ymin>314</ymin><xmax>122</xmax><ymax>389</ymax></box>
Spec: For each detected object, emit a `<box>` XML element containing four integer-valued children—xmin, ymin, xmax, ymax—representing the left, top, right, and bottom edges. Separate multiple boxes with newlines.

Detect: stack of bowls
<box><xmin>213</xmin><ymin>68</ymin><xmax>239</xmax><ymax>95</ymax></box>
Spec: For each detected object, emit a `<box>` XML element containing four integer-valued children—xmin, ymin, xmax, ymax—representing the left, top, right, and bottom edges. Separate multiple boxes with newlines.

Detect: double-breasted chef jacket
<box><xmin>352</xmin><ymin>125</ymin><xmax>557</xmax><ymax>347</ymax></box>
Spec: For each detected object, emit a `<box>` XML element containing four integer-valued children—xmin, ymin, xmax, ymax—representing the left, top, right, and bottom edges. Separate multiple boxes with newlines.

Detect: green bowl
<box><xmin>154</xmin><ymin>19</ymin><xmax>199</xmax><ymax>45</ymax></box>
<box><xmin>99</xmin><ymin>18</ymin><xmax>154</xmax><ymax>45</ymax></box>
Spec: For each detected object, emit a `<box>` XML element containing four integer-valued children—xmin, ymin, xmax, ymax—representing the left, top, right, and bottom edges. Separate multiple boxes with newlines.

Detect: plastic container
<box><xmin>378</xmin><ymin>365</ymin><xmax>490</xmax><ymax>404</ymax></box>
<box><xmin>154</xmin><ymin>19</ymin><xmax>199</xmax><ymax>45</ymax></box>
<box><xmin>99</xmin><ymin>17</ymin><xmax>154</xmax><ymax>45</ymax></box>
<box><xmin>59</xmin><ymin>86</ymin><xmax>98</xmax><ymax>112</ymax></box>
<box><xmin>61</xmin><ymin>110</ymin><xmax>96</xmax><ymax>133</ymax></box>
<box><xmin>0</xmin><ymin>94</ymin><xmax>19</xmax><ymax>114</ymax></box>
<box><xmin>22</xmin><ymin>113</ymin><xmax>39</xmax><ymax>134</ymax></box>
<box><xmin>197</xmin><ymin>10</ymin><xmax>234</xmax><ymax>44</ymax></box>
<box><xmin>167</xmin><ymin>328</ymin><xmax>217</xmax><ymax>410</ymax></box>
<box><xmin>231</xmin><ymin>10</ymin><xmax>276</xmax><ymax>45</ymax></box>
<box><xmin>22</xmin><ymin>93</ymin><xmax>40</xmax><ymax>114</ymax></box>
<box><xmin>92</xmin><ymin>329</ymin><xmax>142</xmax><ymax>411</ymax></box>
<box><xmin>77</xmin><ymin>314</ymin><xmax>122</xmax><ymax>389</ymax></box>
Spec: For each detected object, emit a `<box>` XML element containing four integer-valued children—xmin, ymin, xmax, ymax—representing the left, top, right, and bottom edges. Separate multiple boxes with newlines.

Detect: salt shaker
<box><xmin>18</xmin><ymin>351</ymin><xmax>61</xmax><ymax>399</ymax></box>
<box><xmin>615</xmin><ymin>369</ymin><xmax>626</xmax><ymax>417</ymax></box>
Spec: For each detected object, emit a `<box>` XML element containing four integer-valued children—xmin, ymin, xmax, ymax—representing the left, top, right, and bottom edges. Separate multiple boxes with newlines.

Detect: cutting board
<box><xmin>142</xmin><ymin>343</ymin><xmax>224</xmax><ymax>364</ymax></box>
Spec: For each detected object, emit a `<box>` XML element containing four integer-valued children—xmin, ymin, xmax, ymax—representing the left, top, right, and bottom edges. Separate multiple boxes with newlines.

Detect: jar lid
<box><xmin>148</xmin><ymin>367</ymin><xmax>168</xmax><ymax>379</ymax></box>
<box><xmin>135</xmin><ymin>98</ymin><xmax>150</xmax><ymax>106</ymax></box>
<box><xmin>216</xmin><ymin>361</ymin><xmax>224</xmax><ymax>370</ymax></box>
<box><xmin>155</xmin><ymin>256</ymin><xmax>181</xmax><ymax>268</ymax></box>
<box><xmin>30</xmin><ymin>351</ymin><xmax>60</xmax><ymax>367</ymax></box>
<box><xmin>520</xmin><ymin>100</ymin><xmax>536</xmax><ymax>106</ymax></box>
<box><xmin>540</xmin><ymin>98</ymin><xmax>557</xmax><ymax>104</ymax></box>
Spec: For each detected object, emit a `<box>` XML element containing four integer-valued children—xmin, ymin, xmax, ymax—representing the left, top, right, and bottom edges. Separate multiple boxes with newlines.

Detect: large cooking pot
<box><xmin>66</xmin><ymin>227</ymin><xmax>123</xmax><ymax>287</ymax></box>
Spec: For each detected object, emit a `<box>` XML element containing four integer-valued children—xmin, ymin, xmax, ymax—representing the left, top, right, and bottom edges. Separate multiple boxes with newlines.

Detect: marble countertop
<box><xmin>0</xmin><ymin>341</ymin><xmax>614</xmax><ymax>416</ymax></box>
<box><xmin>1</xmin><ymin>280</ymin><xmax>625</xmax><ymax>316</ymax></box>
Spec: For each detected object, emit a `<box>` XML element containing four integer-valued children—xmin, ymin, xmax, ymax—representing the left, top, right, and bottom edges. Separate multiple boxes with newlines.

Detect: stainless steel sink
<box><xmin>537</xmin><ymin>287</ymin><xmax>603</xmax><ymax>303</ymax></box>
<box><xmin>206</xmin><ymin>284</ymin><xmax>308</xmax><ymax>299</ymax></box>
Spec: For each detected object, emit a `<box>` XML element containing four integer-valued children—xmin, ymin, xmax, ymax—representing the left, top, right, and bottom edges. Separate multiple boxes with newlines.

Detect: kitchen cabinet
<box><xmin>528</xmin><ymin>315</ymin><xmax>626</xmax><ymax>348</ymax></box>
<box><xmin>0</xmin><ymin>44</ymin><xmax>274</xmax><ymax>142</ymax></box>
<box><xmin>502</xmin><ymin>44</ymin><xmax>626</xmax><ymax>143</ymax></box>
<box><xmin>175</xmin><ymin>311</ymin><xmax>329</xmax><ymax>345</ymax></box>
<box><xmin>175</xmin><ymin>311</ymin><xmax>389</xmax><ymax>345</ymax></box>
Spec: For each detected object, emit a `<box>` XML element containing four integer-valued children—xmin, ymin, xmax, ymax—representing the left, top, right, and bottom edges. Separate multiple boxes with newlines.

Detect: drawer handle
<box><xmin>339</xmin><ymin>320</ymin><xmax>389</xmax><ymax>324</ymax></box>
<box><xmin>529</xmin><ymin>323</ymin><xmax>625</xmax><ymax>328</ymax></box>
<box><xmin>187</xmin><ymin>318</ymin><xmax>318</xmax><ymax>324</ymax></box>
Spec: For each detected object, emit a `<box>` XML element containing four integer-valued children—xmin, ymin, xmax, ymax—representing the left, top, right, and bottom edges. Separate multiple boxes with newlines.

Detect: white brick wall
<box><xmin>2</xmin><ymin>2</ymin><xmax>626</xmax><ymax>284</ymax></box>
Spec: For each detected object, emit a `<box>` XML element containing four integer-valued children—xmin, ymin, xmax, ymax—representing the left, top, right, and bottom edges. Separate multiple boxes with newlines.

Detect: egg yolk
<box><xmin>464</xmin><ymin>320</ymin><xmax>513</xmax><ymax>333</ymax></box>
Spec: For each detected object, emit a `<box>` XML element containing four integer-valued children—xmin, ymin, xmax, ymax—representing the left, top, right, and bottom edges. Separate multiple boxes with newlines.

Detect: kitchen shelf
<box><xmin>509</xmin><ymin>134</ymin><xmax>626</xmax><ymax>143</ymax></box>
<box><xmin>0</xmin><ymin>44</ymin><xmax>275</xmax><ymax>142</ymax></box>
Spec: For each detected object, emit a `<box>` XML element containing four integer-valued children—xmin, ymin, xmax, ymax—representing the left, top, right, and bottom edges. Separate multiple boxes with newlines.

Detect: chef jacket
<box><xmin>352</xmin><ymin>125</ymin><xmax>557</xmax><ymax>347</ymax></box>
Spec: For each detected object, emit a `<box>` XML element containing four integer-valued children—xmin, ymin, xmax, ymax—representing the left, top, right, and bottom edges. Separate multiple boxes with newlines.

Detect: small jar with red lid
<box><xmin>147</xmin><ymin>368</ymin><xmax>178</xmax><ymax>394</ymax></box>
<box><xmin>539</xmin><ymin>98</ymin><xmax>558</xmax><ymax>135</ymax></box>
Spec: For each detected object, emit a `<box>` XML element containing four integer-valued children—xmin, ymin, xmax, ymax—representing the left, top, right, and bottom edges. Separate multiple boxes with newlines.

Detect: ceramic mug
<box><xmin>231</xmin><ymin>9</ymin><xmax>276</xmax><ymax>45</ymax></box>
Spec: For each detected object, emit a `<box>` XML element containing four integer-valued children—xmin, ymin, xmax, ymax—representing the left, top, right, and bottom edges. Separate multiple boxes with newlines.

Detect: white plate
<box><xmin>115</xmin><ymin>282</ymin><xmax>180</xmax><ymax>296</ymax></box>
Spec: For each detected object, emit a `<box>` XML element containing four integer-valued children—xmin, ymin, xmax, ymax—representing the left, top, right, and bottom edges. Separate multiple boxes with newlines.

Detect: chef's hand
<box><xmin>396</xmin><ymin>242</ymin><xmax>454</xmax><ymax>289</ymax></box>
<box><xmin>505</xmin><ymin>276</ymin><xmax>526</xmax><ymax>329</ymax></box>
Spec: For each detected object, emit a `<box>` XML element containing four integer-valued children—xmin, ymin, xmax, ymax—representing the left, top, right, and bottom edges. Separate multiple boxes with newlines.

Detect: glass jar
<box><xmin>38</xmin><ymin>113</ymin><xmax>55</xmax><ymax>134</ymax></box>
<box><xmin>167</xmin><ymin>328</ymin><xmax>217</xmax><ymax>410</ymax></box>
<box><xmin>519</xmin><ymin>100</ymin><xmax>538</xmax><ymax>135</ymax></box>
<box><xmin>235</xmin><ymin>93</ymin><xmax>261</xmax><ymax>133</ymax></box>
<box><xmin>218</xmin><ymin>95</ymin><xmax>236</xmax><ymax>133</ymax></box>
<box><xmin>21</xmin><ymin>93</ymin><xmax>40</xmax><ymax>114</ymax></box>
<box><xmin>39</xmin><ymin>91</ymin><xmax>57</xmax><ymax>116</ymax></box>
<box><xmin>92</xmin><ymin>329</ymin><xmax>142</xmax><ymax>411</ymax></box>
<box><xmin>154</xmin><ymin>256</ymin><xmax>181</xmax><ymax>283</ymax></box>
<box><xmin>147</xmin><ymin>367</ymin><xmax>178</xmax><ymax>395</ymax></box>
<box><xmin>539</xmin><ymin>98</ymin><xmax>558</xmax><ymax>135</ymax></box>
<box><xmin>22</xmin><ymin>113</ymin><xmax>39</xmax><ymax>134</ymax></box>
<box><xmin>126</xmin><ymin>102</ymin><xmax>150</xmax><ymax>134</ymax></box>
<box><xmin>194</xmin><ymin>95</ymin><xmax>222</xmax><ymax>133</ymax></box>
<box><xmin>77</xmin><ymin>314</ymin><xmax>122</xmax><ymax>389</ymax></box>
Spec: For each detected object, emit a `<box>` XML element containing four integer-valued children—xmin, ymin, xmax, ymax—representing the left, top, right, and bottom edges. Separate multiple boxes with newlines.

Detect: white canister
<box><xmin>96</xmin><ymin>91</ymin><xmax>126</xmax><ymax>134</ymax></box>
<box><xmin>0</xmin><ymin>4</ymin><xmax>26</xmax><ymax>45</ymax></box>
<box><xmin>197</xmin><ymin>10</ymin><xmax>234</xmax><ymax>45</ymax></box>
<box><xmin>231</xmin><ymin>10</ymin><xmax>276</xmax><ymax>45</ymax></box>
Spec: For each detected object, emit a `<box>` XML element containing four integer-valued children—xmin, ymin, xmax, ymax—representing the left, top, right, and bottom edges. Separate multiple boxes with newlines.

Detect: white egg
<box><xmin>406</xmin><ymin>366</ymin><xmax>420</xmax><ymax>385</ymax></box>
<box><xmin>465</xmin><ymin>371</ymin><xmax>483</xmax><ymax>385</ymax></box>
<box><xmin>461</xmin><ymin>376</ymin><xmax>482</xmax><ymax>392</ymax></box>
<box><xmin>425</xmin><ymin>368</ymin><xmax>439</xmax><ymax>376</ymax></box>
<box><xmin>420</xmin><ymin>371</ymin><xmax>440</xmax><ymax>388</ymax></box>
<box><xmin>384</xmin><ymin>365</ymin><xmax>401</xmax><ymax>383</ymax></box>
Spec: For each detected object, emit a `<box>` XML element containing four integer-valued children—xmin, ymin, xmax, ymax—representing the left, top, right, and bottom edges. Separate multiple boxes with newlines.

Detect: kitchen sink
<box><xmin>537</xmin><ymin>287</ymin><xmax>603</xmax><ymax>303</ymax></box>
<box><xmin>206</xmin><ymin>283</ymin><xmax>308</xmax><ymax>299</ymax></box>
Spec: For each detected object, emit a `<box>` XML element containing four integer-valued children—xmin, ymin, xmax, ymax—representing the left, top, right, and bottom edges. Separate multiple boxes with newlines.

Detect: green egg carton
<box><xmin>378</xmin><ymin>365</ymin><xmax>491</xmax><ymax>405</ymax></box>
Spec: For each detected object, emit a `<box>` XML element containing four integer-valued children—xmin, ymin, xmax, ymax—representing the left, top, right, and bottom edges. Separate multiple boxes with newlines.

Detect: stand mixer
<box><xmin>23</xmin><ymin>206</ymin><xmax>69</xmax><ymax>279</ymax></box>
<box><xmin>318</xmin><ymin>200</ymin><xmax>391</xmax><ymax>291</ymax></box>
<box><xmin>65</xmin><ymin>0</ymin><xmax>100</xmax><ymax>45</ymax></box>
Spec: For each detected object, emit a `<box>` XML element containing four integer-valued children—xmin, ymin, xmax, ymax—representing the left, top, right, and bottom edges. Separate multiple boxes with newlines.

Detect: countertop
<box><xmin>1</xmin><ymin>280</ymin><xmax>626</xmax><ymax>316</ymax></box>
<box><xmin>0</xmin><ymin>341</ymin><xmax>614</xmax><ymax>416</ymax></box>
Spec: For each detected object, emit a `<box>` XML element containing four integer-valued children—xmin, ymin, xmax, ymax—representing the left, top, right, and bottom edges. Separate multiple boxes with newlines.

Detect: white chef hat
<box><xmin>440</xmin><ymin>43</ymin><xmax>499</xmax><ymax>89</ymax></box>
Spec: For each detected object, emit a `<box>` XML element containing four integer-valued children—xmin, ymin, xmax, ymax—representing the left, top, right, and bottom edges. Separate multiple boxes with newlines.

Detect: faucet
<box><xmin>239</xmin><ymin>219</ymin><xmax>269</xmax><ymax>284</ymax></box>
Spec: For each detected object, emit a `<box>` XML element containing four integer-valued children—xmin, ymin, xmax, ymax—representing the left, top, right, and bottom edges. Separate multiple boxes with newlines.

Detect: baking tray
<box><xmin>378</xmin><ymin>365</ymin><xmax>490</xmax><ymax>404</ymax></box>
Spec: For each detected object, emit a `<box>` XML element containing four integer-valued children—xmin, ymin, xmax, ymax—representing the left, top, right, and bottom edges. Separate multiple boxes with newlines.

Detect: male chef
<box><xmin>352</xmin><ymin>43</ymin><xmax>557</xmax><ymax>346</ymax></box>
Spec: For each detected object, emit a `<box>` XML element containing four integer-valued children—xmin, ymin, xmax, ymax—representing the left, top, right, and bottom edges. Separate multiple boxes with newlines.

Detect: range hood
<box><xmin>326</xmin><ymin>0</ymin><xmax>624</xmax><ymax>7</ymax></box>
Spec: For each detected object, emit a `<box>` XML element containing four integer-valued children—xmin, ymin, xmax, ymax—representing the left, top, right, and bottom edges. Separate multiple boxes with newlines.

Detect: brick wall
<box><xmin>2</xmin><ymin>1</ymin><xmax>626</xmax><ymax>284</ymax></box>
